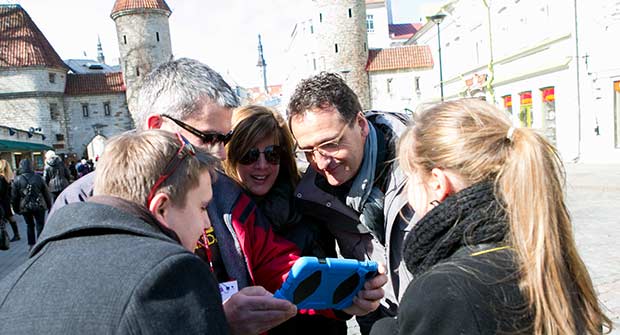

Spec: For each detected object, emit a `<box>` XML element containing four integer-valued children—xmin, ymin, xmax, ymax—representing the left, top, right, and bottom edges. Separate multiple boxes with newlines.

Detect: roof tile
<box><xmin>65</xmin><ymin>72</ymin><xmax>126</xmax><ymax>95</ymax></box>
<box><xmin>0</xmin><ymin>5</ymin><xmax>67</xmax><ymax>69</ymax></box>
<box><xmin>111</xmin><ymin>0</ymin><xmax>171</xmax><ymax>16</ymax></box>
<box><xmin>367</xmin><ymin>45</ymin><xmax>433</xmax><ymax>72</ymax></box>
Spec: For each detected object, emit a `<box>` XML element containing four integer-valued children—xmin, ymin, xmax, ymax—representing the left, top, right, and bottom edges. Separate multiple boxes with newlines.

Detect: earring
<box><xmin>430</xmin><ymin>200</ymin><xmax>440</xmax><ymax>207</ymax></box>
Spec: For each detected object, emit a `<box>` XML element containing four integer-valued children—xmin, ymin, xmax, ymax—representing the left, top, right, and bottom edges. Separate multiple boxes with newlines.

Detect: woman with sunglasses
<box><xmin>224</xmin><ymin>105</ymin><xmax>347</xmax><ymax>334</ymax></box>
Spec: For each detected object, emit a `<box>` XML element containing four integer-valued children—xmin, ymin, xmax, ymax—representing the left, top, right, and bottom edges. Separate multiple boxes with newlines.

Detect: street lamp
<box><xmin>427</xmin><ymin>13</ymin><xmax>446</xmax><ymax>101</ymax></box>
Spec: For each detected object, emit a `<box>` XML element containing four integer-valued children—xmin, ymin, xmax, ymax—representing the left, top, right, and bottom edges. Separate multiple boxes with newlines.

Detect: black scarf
<box><xmin>403</xmin><ymin>182</ymin><xmax>508</xmax><ymax>278</ymax></box>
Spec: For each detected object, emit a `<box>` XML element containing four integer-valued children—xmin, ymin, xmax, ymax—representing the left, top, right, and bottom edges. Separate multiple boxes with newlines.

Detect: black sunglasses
<box><xmin>239</xmin><ymin>145</ymin><xmax>282</xmax><ymax>165</ymax></box>
<box><xmin>162</xmin><ymin>114</ymin><xmax>233</xmax><ymax>145</ymax></box>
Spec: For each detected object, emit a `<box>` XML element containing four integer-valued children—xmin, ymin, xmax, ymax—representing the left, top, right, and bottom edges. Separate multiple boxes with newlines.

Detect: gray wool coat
<box><xmin>0</xmin><ymin>199</ymin><xmax>229</xmax><ymax>335</ymax></box>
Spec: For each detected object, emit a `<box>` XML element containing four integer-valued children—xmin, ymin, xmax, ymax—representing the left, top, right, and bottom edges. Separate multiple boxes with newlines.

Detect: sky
<box><xmin>9</xmin><ymin>0</ymin><xmax>446</xmax><ymax>88</ymax></box>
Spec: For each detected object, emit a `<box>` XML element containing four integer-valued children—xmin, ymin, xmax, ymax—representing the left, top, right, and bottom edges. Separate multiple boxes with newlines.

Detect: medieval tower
<box><xmin>313</xmin><ymin>0</ymin><xmax>370</xmax><ymax>108</ymax></box>
<box><xmin>110</xmin><ymin>0</ymin><xmax>173</xmax><ymax>120</ymax></box>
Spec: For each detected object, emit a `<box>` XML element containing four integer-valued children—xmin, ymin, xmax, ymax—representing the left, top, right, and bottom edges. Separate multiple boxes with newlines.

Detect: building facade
<box><xmin>408</xmin><ymin>0</ymin><xmax>620</xmax><ymax>163</ymax></box>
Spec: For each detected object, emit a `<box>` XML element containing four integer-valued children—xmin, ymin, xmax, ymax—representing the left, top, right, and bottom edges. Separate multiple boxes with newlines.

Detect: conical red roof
<box><xmin>0</xmin><ymin>5</ymin><xmax>67</xmax><ymax>69</ymax></box>
<box><xmin>111</xmin><ymin>0</ymin><xmax>171</xmax><ymax>17</ymax></box>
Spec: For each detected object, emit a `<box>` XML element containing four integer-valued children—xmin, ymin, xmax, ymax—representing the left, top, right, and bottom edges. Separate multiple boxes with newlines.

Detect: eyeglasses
<box><xmin>147</xmin><ymin>133</ymin><xmax>196</xmax><ymax>205</ymax></box>
<box><xmin>239</xmin><ymin>145</ymin><xmax>282</xmax><ymax>165</ymax></box>
<box><xmin>296</xmin><ymin>121</ymin><xmax>351</xmax><ymax>161</ymax></box>
<box><xmin>162</xmin><ymin>114</ymin><xmax>233</xmax><ymax>146</ymax></box>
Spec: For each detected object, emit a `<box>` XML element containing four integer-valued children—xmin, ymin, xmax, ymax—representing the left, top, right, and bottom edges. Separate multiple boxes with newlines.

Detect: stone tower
<box><xmin>256</xmin><ymin>34</ymin><xmax>268</xmax><ymax>93</ymax></box>
<box><xmin>110</xmin><ymin>0</ymin><xmax>173</xmax><ymax>120</ymax></box>
<box><xmin>313</xmin><ymin>0</ymin><xmax>370</xmax><ymax>108</ymax></box>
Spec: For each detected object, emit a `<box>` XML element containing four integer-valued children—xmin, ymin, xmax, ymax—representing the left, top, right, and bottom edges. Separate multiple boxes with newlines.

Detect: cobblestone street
<box><xmin>1</xmin><ymin>163</ymin><xmax>619</xmax><ymax>333</ymax></box>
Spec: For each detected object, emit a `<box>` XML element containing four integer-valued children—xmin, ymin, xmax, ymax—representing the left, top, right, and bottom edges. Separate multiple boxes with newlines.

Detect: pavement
<box><xmin>0</xmin><ymin>163</ymin><xmax>619</xmax><ymax>333</ymax></box>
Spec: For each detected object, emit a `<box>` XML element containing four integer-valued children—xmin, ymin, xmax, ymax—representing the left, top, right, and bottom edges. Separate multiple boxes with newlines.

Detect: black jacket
<box><xmin>11</xmin><ymin>159</ymin><xmax>52</xmax><ymax>214</ymax></box>
<box><xmin>0</xmin><ymin>197</ymin><xmax>229</xmax><ymax>334</ymax></box>
<box><xmin>370</xmin><ymin>183</ymin><xmax>533</xmax><ymax>335</ymax></box>
<box><xmin>43</xmin><ymin>156</ymin><xmax>70</xmax><ymax>193</ymax></box>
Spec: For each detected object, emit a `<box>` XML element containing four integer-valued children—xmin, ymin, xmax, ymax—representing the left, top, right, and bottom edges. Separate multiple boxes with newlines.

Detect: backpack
<box><xmin>20</xmin><ymin>175</ymin><xmax>46</xmax><ymax>213</ymax></box>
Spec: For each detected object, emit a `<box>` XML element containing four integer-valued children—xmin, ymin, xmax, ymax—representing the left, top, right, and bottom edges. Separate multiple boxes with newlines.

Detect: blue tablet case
<box><xmin>274</xmin><ymin>257</ymin><xmax>378</xmax><ymax>310</ymax></box>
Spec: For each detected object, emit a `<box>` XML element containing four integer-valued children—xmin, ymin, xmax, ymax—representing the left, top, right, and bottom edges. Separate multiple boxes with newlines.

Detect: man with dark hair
<box><xmin>288</xmin><ymin>72</ymin><xmax>413</xmax><ymax>334</ymax></box>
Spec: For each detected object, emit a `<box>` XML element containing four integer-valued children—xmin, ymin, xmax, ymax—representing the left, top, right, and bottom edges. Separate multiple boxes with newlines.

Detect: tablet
<box><xmin>274</xmin><ymin>257</ymin><xmax>378</xmax><ymax>310</ymax></box>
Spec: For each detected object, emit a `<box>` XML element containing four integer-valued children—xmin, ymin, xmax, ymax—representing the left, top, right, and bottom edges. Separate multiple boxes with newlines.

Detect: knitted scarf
<box><xmin>402</xmin><ymin>182</ymin><xmax>508</xmax><ymax>278</ymax></box>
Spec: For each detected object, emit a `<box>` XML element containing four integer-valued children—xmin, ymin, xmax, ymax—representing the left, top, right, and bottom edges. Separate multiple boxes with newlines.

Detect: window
<box><xmin>334</xmin><ymin>44</ymin><xmax>339</xmax><ymax>53</ymax></box>
<box><xmin>502</xmin><ymin>95</ymin><xmax>513</xmax><ymax>115</ymax></box>
<box><xmin>82</xmin><ymin>104</ymin><xmax>89</xmax><ymax>117</ymax></box>
<box><xmin>319</xmin><ymin>13</ymin><xmax>322</xmax><ymax>23</ymax></box>
<box><xmin>415</xmin><ymin>77</ymin><xmax>421</xmax><ymax>95</ymax></box>
<box><xmin>387</xmin><ymin>78</ymin><xmax>393</xmax><ymax>94</ymax></box>
<box><xmin>123</xmin><ymin>35</ymin><xmax>127</xmax><ymax>44</ymax></box>
<box><xmin>55</xmin><ymin>134</ymin><xmax>64</xmax><ymax>141</ymax></box>
<box><xmin>310</xmin><ymin>20</ymin><xmax>314</xmax><ymax>34</ymax></box>
<box><xmin>348</xmin><ymin>8</ymin><xmax>352</xmax><ymax>18</ymax></box>
<box><xmin>49</xmin><ymin>103</ymin><xmax>58</xmax><ymax>120</ymax></box>
<box><xmin>136</xmin><ymin>67</ymin><xmax>140</xmax><ymax>76</ymax></box>
<box><xmin>313</xmin><ymin>58</ymin><xmax>317</xmax><ymax>71</ymax></box>
<box><xmin>156</xmin><ymin>32</ymin><xmax>160</xmax><ymax>42</ymax></box>
<box><xmin>48</xmin><ymin>73</ymin><xmax>56</xmax><ymax>83</ymax></box>
<box><xmin>367</xmin><ymin>15</ymin><xmax>374</xmax><ymax>32</ymax></box>
<box><xmin>614</xmin><ymin>81</ymin><xmax>620</xmax><ymax>147</ymax></box>
<box><xmin>541</xmin><ymin>87</ymin><xmax>556</xmax><ymax>145</ymax></box>
<box><xmin>104</xmin><ymin>102</ymin><xmax>111</xmax><ymax>116</ymax></box>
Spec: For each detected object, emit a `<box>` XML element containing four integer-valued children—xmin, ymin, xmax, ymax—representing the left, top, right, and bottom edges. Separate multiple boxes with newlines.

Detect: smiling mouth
<box><xmin>251</xmin><ymin>175</ymin><xmax>268</xmax><ymax>182</ymax></box>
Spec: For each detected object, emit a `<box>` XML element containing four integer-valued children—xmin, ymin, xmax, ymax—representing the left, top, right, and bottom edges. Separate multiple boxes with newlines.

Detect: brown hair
<box><xmin>399</xmin><ymin>98</ymin><xmax>612</xmax><ymax>334</ymax></box>
<box><xmin>93</xmin><ymin>130</ymin><xmax>218</xmax><ymax>207</ymax></box>
<box><xmin>224</xmin><ymin>105</ymin><xmax>299</xmax><ymax>191</ymax></box>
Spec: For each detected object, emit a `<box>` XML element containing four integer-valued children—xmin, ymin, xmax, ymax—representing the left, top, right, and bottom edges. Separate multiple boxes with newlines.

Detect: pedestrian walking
<box><xmin>43</xmin><ymin>151</ymin><xmax>70</xmax><ymax>202</ymax></box>
<box><xmin>0</xmin><ymin>160</ymin><xmax>20</xmax><ymax>241</ymax></box>
<box><xmin>11</xmin><ymin>159</ymin><xmax>51</xmax><ymax>250</ymax></box>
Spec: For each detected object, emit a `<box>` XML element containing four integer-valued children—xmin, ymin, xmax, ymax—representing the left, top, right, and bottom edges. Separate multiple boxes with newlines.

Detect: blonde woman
<box><xmin>371</xmin><ymin>99</ymin><xmax>612</xmax><ymax>335</ymax></box>
<box><xmin>0</xmin><ymin>159</ymin><xmax>20</xmax><ymax>241</ymax></box>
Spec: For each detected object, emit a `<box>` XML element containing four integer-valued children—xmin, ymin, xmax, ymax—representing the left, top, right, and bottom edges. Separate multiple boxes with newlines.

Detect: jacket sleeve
<box><xmin>389</xmin><ymin>270</ymin><xmax>484</xmax><ymax>335</ymax></box>
<box><xmin>117</xmin><ymin>253</ymin><xmax>229</xmax><ymax>335</ymax></box>
<box><xmin>10</xmin><ymin>178</ymin><xmax>21</xmax><ymax>213</ymax></box>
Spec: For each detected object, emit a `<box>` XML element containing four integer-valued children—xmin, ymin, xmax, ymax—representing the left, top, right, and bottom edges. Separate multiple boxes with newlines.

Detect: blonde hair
<box><xmin>0</xmin><ymin>159</ymin><xmax>14</xmax><ymax>181</ymax></box>
<box><xmin>93</xmin><ymin>130</ymin><xmax>218</xmax><ymax>207</ymax></box>
<box><xmin>224</xmin><ymin>105</ymin><xmax>300</xmax><ymax>191</ymax></box>
<box><xmin>399</xmin><ymin>98</ymin><xmax>612</xmax><ymax>334</ymax></box>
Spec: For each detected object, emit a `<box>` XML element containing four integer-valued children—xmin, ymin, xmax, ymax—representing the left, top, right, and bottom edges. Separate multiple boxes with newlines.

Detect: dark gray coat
<box><xmin>0</xmin><ymin>199</ymin><xmax>229</xmax><ymax>335</ymax></box>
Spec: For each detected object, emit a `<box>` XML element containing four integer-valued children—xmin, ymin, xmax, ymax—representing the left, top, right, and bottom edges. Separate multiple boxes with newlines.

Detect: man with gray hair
<box><xmin>51</xmin><ymin>58</ymin><xmax>386</xmax><ymax>334</ymax></box>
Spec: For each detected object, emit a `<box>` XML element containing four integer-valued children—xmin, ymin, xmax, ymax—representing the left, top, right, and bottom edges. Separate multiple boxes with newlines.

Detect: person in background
<box><xmin>371</xmin><ymin>98</ymin><xmax>613</xmax><ymax>335</ymax></box>
<box><xmin>223</xmin><ymin>105</ymin><xmax>346</xmax><ymax>334</ymax></box>
<box><xmin>11</xmin><ymin>159</ymin><xmax>51</xmax><ymax>250</ymax></box>
<box><xmin>43</xmin><ymin>151</ymin><xmax>70</xmax><ymax>202</ymax></box>
<box><xmin>75</xmin><ymin>158</ymin><xmax>91</xmax><ymax>178</ymax></box>
<box><xmin>287</xmin><ymin>72</ymin><xmax>412</xmax><ymax>334</ymax></box>
<box><xmin>0</xmin><ymin>130</ymin><xmax>229</xmax><ymax>334</ymax></box>
<box><xmin>0</xmin><ymin>160</ymin><xmax>20</xmax><ymax>241</ymax></box>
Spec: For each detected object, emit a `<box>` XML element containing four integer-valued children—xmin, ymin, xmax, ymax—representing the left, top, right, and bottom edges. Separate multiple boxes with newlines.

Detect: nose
<box><xmin>314</xmin><ymin>152</ymin><xmax>332</xmax><ymax>170</ymax></box>
<box><xmin>255</xmin><ymin>153</ymin><xmax>268</xmax><ymax>169</ymax></box>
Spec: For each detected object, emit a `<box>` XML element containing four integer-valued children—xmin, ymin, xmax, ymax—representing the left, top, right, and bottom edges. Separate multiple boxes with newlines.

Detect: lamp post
<box><xmin>428</xmin><ymin>13</ymin><xmax>446</xmax><ymax>101</ymax></box>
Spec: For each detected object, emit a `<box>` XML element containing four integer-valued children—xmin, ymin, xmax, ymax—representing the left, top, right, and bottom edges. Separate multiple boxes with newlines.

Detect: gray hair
<box><xmin>135</xmin><ymin>58</ymin><xmax>240</xmax><ymax>128</ymax></box>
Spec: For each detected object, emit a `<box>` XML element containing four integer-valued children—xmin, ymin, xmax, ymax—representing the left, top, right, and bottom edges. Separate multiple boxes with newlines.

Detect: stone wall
<box><xmin>64</xmin><ymin>93</ymin><xmax>132</xmax><ymax>157</ymax></box>
<box><xmin>113</xmin><ymin>11</ymin><xmax>172</xmax><ymax>118</ymax></box>
<box><xmin>314</xmin><ymin>0</ymin><xmax>370</xmax><ymax>108</ymax></box>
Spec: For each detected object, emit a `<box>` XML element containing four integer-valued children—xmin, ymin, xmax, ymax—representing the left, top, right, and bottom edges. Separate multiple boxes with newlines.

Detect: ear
<box><xmin>356</xmin><ymin>112</ymin><xmax>369</xmax><ymax>137</ymax></box>
<box><xmin>148</xmin><ymin>192</ymin><xmax>173</xmax><ymax>230</ymax></box>
<box><xmin>147</xmin><ymin>114</ymin><xmax>164</xmax><ymax>130</ymax></box>
<box><xmin>428</xmin><ymin>167</ymin><xmax>454</xmax><ymax>202</ymax></box>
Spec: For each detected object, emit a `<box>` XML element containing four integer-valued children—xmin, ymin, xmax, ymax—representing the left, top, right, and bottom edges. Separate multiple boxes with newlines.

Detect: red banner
<box><xmin>542</xmin><ymin>87</ymin><xmax>555</xmax><ymax>102</ymax></box>
<box><xmin>520</xmin><ymin>91</ymin><xmax>532</xmax><ymax>105</ymax></box>
<box><xmin>503</xmin><ymin>95</ymin><xmax>512</xmax><ymax>108</ymax></box>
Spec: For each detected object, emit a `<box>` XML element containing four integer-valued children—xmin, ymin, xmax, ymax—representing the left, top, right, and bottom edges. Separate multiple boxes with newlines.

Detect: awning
<box><xmin>0</xmin><ymin>139</ymin><xmax>53</xmax><ymax>152</ymax></box>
